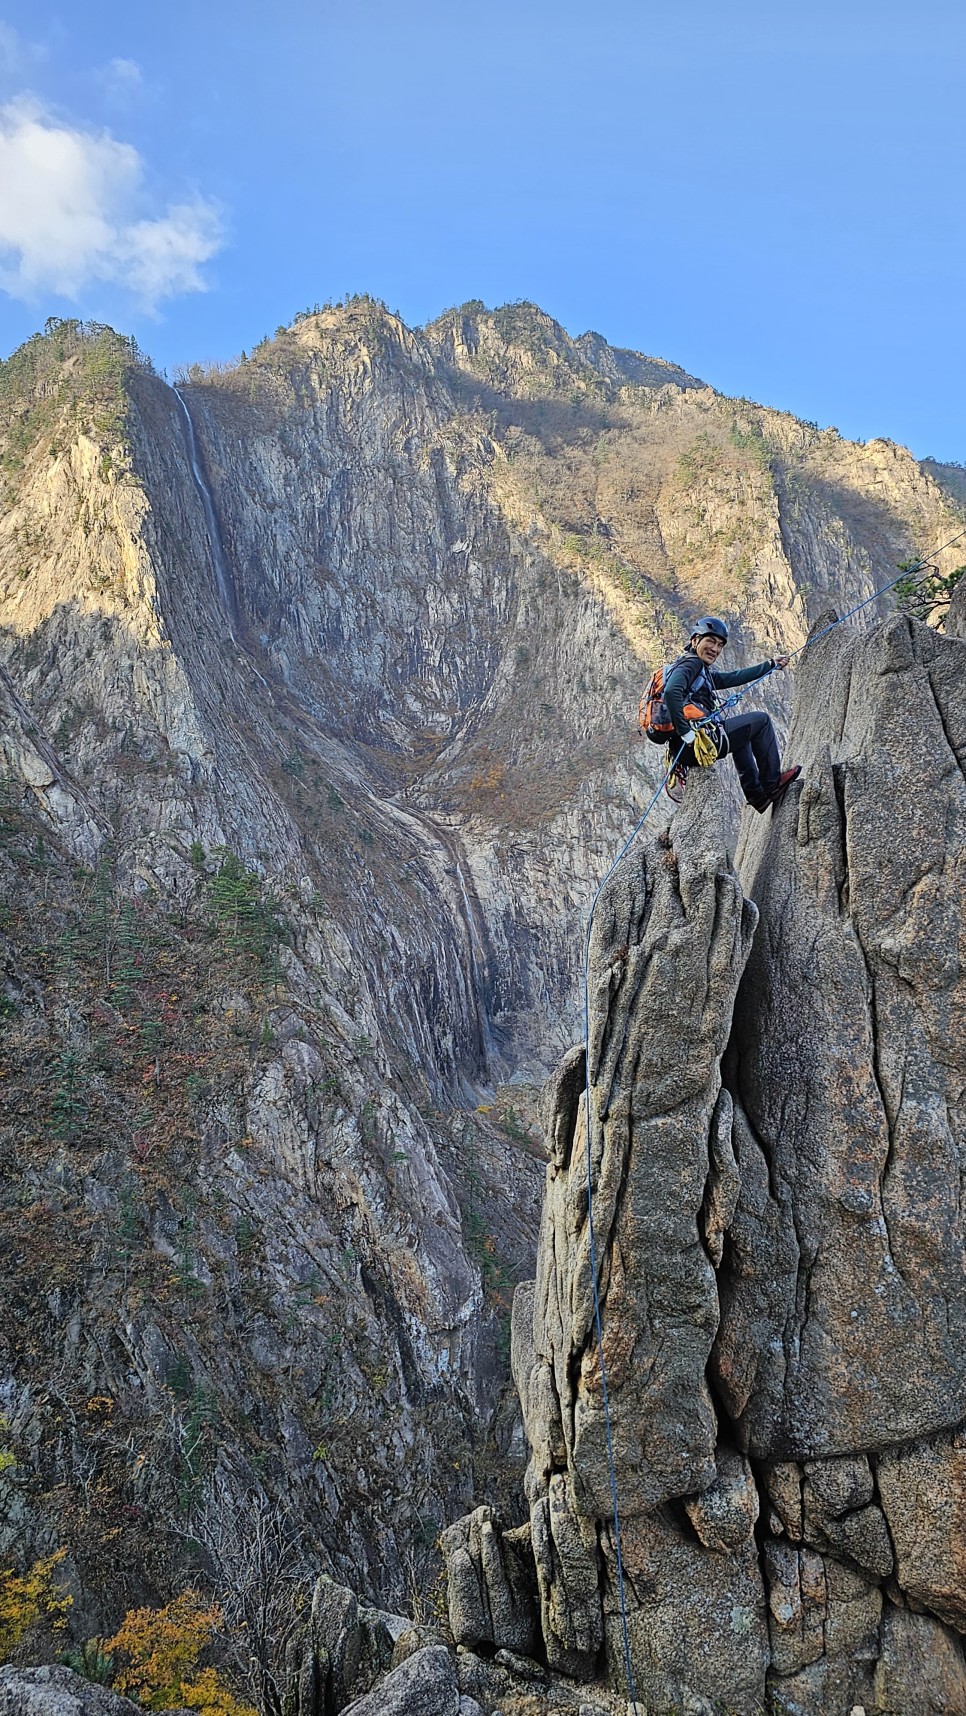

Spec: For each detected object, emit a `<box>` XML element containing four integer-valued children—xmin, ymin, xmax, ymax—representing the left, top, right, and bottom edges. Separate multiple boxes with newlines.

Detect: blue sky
<box><xmin>0</xmin><ymin>1</ymin><xmax>963</xmax><ymax>460</ymax></box>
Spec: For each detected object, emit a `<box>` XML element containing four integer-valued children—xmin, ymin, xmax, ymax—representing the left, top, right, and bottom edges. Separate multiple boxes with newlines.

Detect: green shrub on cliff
<box><xmin>894</xmin><ymin>559</ymin><xmax>965</xmax><ymax>627</ymax></box>
<box><xmin>0</xmin><ymin>318</ymin><xmax>151</xmax><ymax>493</ymax></box>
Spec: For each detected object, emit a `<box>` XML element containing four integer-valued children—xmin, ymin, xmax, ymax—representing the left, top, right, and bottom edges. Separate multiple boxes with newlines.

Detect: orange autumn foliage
<box><xmin>104</xmin><ymin>1591</ymin><xmax>256</xmax><ymax>1716</ymax></box>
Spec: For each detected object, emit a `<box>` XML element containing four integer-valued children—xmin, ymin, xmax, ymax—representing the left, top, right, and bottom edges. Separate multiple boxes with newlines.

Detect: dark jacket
<box><xmin>664</xmin><ymin>650</ymin><xmax>774</xmax><ymax>741</ymax></box>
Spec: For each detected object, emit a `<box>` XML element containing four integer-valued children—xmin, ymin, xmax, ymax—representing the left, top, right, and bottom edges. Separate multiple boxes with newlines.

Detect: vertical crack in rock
<box><xmin>833</xmin><ymin>754</ymin><xmax>913</xmax><ymax>1299</ymax></box>
<box><xmin>711</xmin><ymin>1086</ymin><xmax>798</xmax><ymax>1435</ymax></box>
<box><xmin>926</xmin><ymin>666</ymin><xmax>966</xmax><ymax>781</ymax></box>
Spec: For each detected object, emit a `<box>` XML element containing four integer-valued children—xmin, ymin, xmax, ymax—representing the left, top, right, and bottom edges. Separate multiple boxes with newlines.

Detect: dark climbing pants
<box><xmin>722</xmin><ymin>710</ymin><xmax>780</xmax><ymax>807</ymax></box>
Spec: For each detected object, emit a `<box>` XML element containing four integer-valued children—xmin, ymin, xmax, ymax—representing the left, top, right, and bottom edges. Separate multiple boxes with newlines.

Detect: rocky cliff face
<box><xmin>472</xmin><ymin>612</ymin><xmax>966</xmax><ymax>1714</ymax></box>
<box><xmin>0</xmin><ymin>304</ymin><xmax>963</xmax><ymax>1670</ymax></box>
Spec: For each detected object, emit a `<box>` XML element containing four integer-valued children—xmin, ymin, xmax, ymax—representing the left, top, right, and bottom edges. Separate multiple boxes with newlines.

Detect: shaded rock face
<box><xmin>494</xmin><ymin>615</ymin><xmax>966</xmax><ymax>1712</ymax></box>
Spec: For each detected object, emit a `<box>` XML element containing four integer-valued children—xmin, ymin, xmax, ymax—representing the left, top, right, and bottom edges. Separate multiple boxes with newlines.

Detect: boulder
<box><xmin>801</xmin><ymin>1457</ymin><xmax>892</xmax><ymax>1581</ymax></box>
<box><xmin>303</xmin><ymin>1573</ymin><xmax>400</xmax><ymax>1712</ymax></box>
<box><xmin>0</xmin><ymin>1670</ymin><xmax>143</xmax><ymax>1716</ymax></box>
<box><xmin>439</xmin><ymin>1505</ymin><xmax>537</xmax><ymax>1655</ymax></box>
<box><xmin>339</xmin><ymin>1645</ymin><xmax>458</xmax><ymax>1716</ymax></box>
<box><xmin>684</xmin><ymin>1444</ymin><xmax>759</xmax><ymax>1552</ymax></box>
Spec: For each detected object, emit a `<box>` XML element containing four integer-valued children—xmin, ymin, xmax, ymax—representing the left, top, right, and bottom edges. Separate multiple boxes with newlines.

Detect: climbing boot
<box><xmin>768</xmin><ymin>765</ymin><xmax>802</xmax><ymax>810</ymax></box>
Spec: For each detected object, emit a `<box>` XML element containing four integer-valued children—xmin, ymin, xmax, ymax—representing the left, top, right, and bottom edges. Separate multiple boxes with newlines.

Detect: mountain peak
<box><xmin>423</xmin><ymin>298</ymin><xmax>705</xmax><ymax>400</ymax></box>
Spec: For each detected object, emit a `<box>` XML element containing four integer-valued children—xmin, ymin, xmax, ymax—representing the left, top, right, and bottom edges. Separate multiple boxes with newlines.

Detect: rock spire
<box><xmin>447</xmin><ymin>613</ymin><xmax>966</xmax><ymax>1714</ymax></box>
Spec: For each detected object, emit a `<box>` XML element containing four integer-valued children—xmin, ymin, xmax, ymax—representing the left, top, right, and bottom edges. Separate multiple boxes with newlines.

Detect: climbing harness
<box><xmin>582</xmin><ymin>520</ymin><xmax>966</xmax><ymax>1702</ymax></box>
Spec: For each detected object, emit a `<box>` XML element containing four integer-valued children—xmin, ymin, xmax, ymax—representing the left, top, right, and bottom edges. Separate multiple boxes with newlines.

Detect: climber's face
<box><xmin>693</xmin><ymin>633</ymin><xmax>725</xmax><ymax>665</ymax></box>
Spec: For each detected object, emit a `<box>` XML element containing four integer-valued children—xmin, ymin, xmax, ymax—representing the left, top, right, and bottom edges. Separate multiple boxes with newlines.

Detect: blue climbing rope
<box><xmin>580</xmin><ymin>520</ymin><xmax>966</xmax><ymax>1703</ymax></box>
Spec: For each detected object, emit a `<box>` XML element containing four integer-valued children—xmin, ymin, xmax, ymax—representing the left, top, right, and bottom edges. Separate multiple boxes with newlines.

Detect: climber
<box><xmin>664</xmin><ymin>617</ymin><xmax>801</xmax><ymax>811</ymax></box>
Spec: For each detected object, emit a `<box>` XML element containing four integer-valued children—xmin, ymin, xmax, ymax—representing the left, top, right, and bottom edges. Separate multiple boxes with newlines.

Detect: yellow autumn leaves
<box><xmin>0</xmin><ymin>1568</ymin><xmax>254</xmax><ymax>1716</ymax></box>
<box><xmin>105</xmin><ymin>1592</ymin><xmax>256</xmax><ymax>1716</ymax></box>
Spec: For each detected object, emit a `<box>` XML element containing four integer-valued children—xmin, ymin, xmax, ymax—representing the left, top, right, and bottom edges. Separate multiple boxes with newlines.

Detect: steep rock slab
<box><xmin>530</xmin><ymin>769</ymin><xmax>757</xmax><ymax>1516</ymax></box>
<box><xmin>512</xmin><ymin>770</ymin><xmax>763</xmax><ymax>1700</ymax></box>
<box><xmin>158</xmin><ymin>320</ymin><xmax>660</xmax><ymax>1086</ymax></box>
<box><xmin>877</xmin><ymin>1431</ymin><xmax>966</xmax><ymax>1632</ymax></box>
<box><xmin>617</xmin><ymin>1502</ymin><xmax>766</xmax><ymax>1714</ymax></box>
<box><xmin>723</xmin><ymin>613</ymin><xmax>966</xmax><ymax>1461</ymax></box>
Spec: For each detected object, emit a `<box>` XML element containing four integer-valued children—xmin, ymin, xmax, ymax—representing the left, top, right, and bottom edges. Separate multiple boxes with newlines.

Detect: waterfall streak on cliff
<box><xmin>455</xmin><ymin>862</ymin><xmax>498</xmax><ymax>1075</ymax></box>
<box><xmin>173</xmin><ymin>386</ymin><xmax>239</xmax><ymax>624</ymax></box>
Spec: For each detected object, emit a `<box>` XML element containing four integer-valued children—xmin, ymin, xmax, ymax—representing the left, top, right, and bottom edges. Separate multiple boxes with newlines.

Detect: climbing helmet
<box><xmin>692</xmin><ymin>616</ymin><xmax>729</xmax><ymax>643</ymax></box>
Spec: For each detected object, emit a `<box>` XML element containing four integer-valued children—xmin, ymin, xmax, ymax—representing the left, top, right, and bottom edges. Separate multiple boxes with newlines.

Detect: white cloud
<box><xmin>0</xmin><ymin>96</ymin><xmax>224</xmax><ymax>308</ymax></box>
<box><xmin>121</xmin><ymin>199</ymin><xmax>224</xmax><ymax>301</ymax></box>
<box><xmin>100</xmin><ymin>57</ymin><xmax>145</xmax><ymax>104</ymax></box>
